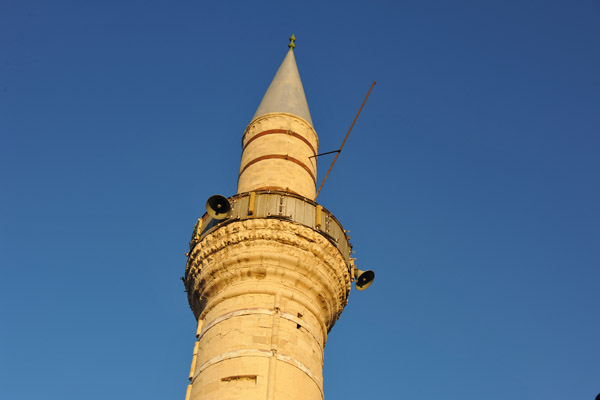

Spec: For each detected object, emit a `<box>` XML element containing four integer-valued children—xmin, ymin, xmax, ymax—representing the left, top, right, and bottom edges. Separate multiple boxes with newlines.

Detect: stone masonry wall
<box><xmin>184</xmin><ymin>219</ymin><xmax>350</xmax><ymax>400</ymax></box>
<box><xmin>237</xmin><ymin>113</ymin><xmax>319</xmax><ymax>200</ymax></box>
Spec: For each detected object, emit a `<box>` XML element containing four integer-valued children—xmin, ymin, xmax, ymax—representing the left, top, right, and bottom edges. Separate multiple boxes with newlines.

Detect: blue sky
<box><xmin>1</xmin><ymin>1</ymin><xmax>599</xmax><ymax>399</ymax></box>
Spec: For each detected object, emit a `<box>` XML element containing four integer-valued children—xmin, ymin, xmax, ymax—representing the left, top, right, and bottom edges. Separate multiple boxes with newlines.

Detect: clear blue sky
<box><xmin>1</xmin><ymin>1</ymin><xmax>599</xmax><ymax>399</ymax></box>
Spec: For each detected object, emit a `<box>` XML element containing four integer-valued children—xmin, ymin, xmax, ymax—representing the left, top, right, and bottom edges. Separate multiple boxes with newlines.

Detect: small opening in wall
<box><xmin>296</xmin><ymin>324</ymin><xmax>301</xmax><ymax>329</ymax></box>
<box><xmin>221</xmin><ymin>375</ymin><xmax>257</xmax><ymax>384</ymax></box>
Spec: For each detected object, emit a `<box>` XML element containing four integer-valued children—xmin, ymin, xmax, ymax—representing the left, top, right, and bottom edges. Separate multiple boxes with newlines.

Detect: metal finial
<box><xmin>288</xmin><ymin>34</ymin><xmax>296</xmax><ymax>49</ymax></box>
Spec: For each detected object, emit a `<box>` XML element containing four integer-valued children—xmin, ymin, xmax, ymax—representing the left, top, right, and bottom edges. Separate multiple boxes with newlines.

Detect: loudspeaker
<box><xmin>354</xmin><ymin>268</ymin><xmax>375</xmax><ymax>291</ymax></box>
<box><xmin>206</xmin><ymin>195</ymin><xmax>231</xmax><ymax>220</ymax></box>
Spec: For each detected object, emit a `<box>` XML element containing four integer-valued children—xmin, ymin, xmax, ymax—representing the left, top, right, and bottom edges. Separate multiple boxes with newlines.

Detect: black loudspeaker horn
<box><xmin>206</xmin><ymin>195</ymin><xmax>231</xmax><ymax>220</ymax></box>
<box><xmin>354</xmin><ymin>268</ymin><xmax>375</xmax><ymax>291</ymax></box>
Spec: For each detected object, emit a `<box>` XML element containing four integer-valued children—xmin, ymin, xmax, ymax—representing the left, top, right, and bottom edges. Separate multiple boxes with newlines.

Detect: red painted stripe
<box><xmin>243</xmin><ymin>129</ymin><xmax>316</xmax><ymax>155</ymax></box>
<box><xmin>239</xmin><ymin>154</ymin><xmax>316</xmax><ymax>183</ymax></box>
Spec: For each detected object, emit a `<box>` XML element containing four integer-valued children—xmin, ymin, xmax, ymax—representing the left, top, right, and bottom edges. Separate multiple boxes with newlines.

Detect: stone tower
<box><xmin>183</xmin><ymin>37</ymin><xmax>371</xmax><ymax>400</ymax></box>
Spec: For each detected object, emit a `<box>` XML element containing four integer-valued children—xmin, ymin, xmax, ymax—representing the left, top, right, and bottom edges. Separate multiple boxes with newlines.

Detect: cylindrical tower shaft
<box><xmin>186</xmin><ymin>217</ymin><xmax>349</xmax><ymax>400</ymax></box>
<box><xmin>238</xmin><ymin>112</ymin><xmax>318</xmax><ymax>199</ymax></box>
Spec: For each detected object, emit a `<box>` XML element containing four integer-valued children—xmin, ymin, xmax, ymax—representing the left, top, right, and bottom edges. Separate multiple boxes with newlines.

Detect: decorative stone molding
<box><xmin>186</xmin><ymin>218</ymin><xmax>351</xmax><ymax>333</ymax></box>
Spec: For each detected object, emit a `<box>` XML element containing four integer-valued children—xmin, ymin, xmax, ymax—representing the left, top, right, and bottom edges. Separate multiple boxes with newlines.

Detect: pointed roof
<box><xmin>252</xmin><ymin>48</ymin><xmax>313</xmax><ymax>126</ymax></box>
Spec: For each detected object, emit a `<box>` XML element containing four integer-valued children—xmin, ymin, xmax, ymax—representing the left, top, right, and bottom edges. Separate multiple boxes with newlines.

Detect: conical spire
<box><xmin>252</xmin><ymin>44</ymin><xmax>313</xmax><ymax>126</ymax></box>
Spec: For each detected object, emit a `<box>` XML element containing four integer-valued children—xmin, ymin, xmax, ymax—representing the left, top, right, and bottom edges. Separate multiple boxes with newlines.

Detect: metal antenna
<box><xmin>315</xmin><ymin>81</ymin><xmax>376</xmax><ymax>199</ymax></box>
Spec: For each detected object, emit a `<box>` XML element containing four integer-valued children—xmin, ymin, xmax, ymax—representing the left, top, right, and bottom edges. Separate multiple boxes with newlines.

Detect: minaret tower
<box><xmin>183</xmin><ymin>36</ymin><xmax>373</xmax><ymax>400</ymax></box>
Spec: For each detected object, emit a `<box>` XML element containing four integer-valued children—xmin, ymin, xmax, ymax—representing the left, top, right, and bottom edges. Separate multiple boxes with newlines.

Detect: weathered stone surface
<box><xmin>185</xmin><ymin>219</ymin><xmax>350</xmax><ymax>400</ymax></box>
<box><xmin>237</xmin><ymin>113</ymin><xmax>318</xmax><ymax>200</ymax></box>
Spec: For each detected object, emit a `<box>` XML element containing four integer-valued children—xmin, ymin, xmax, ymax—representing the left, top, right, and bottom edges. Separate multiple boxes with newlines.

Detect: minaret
<box><xmin>184</xmin><ymin>36</ymin><xmax>372</xmax><ymax>400</ymax></box>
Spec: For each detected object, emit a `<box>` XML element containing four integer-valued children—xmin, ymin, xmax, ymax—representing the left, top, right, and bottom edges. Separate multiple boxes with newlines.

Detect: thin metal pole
<box><xmin>315</xmin><ymin>81</ymin><xmax>376</xmax><ymax>199</ymax></box>
<box><xmin>309</xmin><ymin>149</ymin><xmax>341</xmax><ymax>159</ymax></box>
